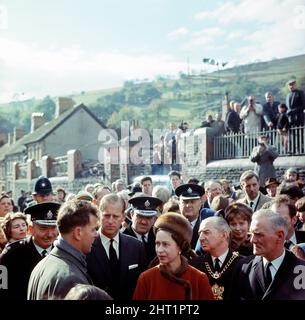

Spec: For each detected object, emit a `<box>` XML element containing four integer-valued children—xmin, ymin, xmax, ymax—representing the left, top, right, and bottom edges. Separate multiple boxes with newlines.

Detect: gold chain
<box><xmin>204</xmin><ymin>251</ymin><xmax>239</xmax><ymax>279</ymax></box>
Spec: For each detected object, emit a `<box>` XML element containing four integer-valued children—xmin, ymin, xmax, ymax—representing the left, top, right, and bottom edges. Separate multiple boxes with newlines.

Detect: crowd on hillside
<box><xmin>0</xmin><ymin>164</ymin><xmax>305</xmax><ymax>300</ymax></box>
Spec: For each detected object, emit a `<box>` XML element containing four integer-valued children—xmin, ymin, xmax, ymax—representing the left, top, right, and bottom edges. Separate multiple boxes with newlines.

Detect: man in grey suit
<box><xmin>87</xmin><ymin>193</ymin><xmax>147</xmax><ymax>300</ymax></box>
<box><xmin>237</xmin><ymin>170</ymin><xmax>271</xmax><ymax>212</ymax></box>
<box><xmin>27</xmin><ymin>199</ymin><xmax>99</xmax><ymax>300</ymax></box>
<box><xmin>232</xmin><ymin>209</ymin><xmax>305</xmax><ymax>300</ymax></box>
<box><xmin>250</xmin><ymin>135</ymin><xmax>278</xmax><ymax>188</ymax></box>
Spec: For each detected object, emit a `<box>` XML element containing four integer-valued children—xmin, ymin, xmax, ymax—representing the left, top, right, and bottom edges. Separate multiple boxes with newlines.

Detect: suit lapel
<box><xmin>92</xmin><ymin>236</ymin><xmax>112</xmax><ymax>279</ymax></box>
<box><xmin>250</xmin><ymin>256</ymin><xmax>265</xmax><ymax>296</ymax></box>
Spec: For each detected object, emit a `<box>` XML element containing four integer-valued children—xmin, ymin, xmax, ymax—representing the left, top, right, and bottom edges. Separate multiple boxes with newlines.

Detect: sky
<box><xmin>0</xmin><ymin>0</ymin><xmax>305</xmax><ymax>103</ymax></box>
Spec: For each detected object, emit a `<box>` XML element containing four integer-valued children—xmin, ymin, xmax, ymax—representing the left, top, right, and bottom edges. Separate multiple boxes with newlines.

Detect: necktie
<box><xmin>264</xmin><ymin>262</ymin><xmax>273</xmax><ymax>289</ymax></box>
<box><xmin>41</xmin><ymin>250</ymin><xmax>48</xmax><ymax>258</ymax></box>
<box><xmin>249</xmin><ymin>201</ymin><xmax>254</xmax><ymax>209</ymax></box>
<box><xmin>109</xmin><ymin>239</ymin><xmax>120</xmax><ymax>297</ymax></box>
<box><xmin>284</xmin><ymin>240</ymin><xmax>293</xmax><ymax>250</ymax></box>
<box><xmin>141</xmin><ymin>234</ymin><xmax>147</xmax><ymax>244</ymax></box>
<box><xmin>109</xmin><ymin>239</ymin><xmax>118</xmax><ymax>266</ymax></box>
<box><xmin>214</xmin><ymin>258</ymin><xmax>221</xmax><ymax>272</ymax></box>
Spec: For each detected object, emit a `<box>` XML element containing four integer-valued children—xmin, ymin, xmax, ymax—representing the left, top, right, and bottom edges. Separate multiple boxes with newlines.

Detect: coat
<box><xmin>237</xmin><ymin>192</ymin><xmax>271</xmax><ymax>212</ymax></box>
<box><xmin>0</xmin><ymin>237</ymin><xmax>43</xmax><ymax>299</ymax></box>
<box><xmin>231</xmin><ymin>250</ymin><xmax>305</xmax><ymax>300</ymax></box>
<box><xmin>86</xmin><ymin>232</ymin><xmax>147</xmax><ymax>300</ymax></box>
<box><xmin>191</xmin><ymin>250</ymin><xmax>248</xmax><ymax>300</ymax></box>
<box><xmin>27</xmin><ymin>238</ymin><xmax>91</xmax><ymax>300</ymax></box>
<box><xmin>123</xmin><ymin>225</ymin><xmax>156</xmax><ymax>264</ymax></box>
<box><xmin>250</xmin><ymin>144</ymin><xmax>278</xmax><ymax>187</ymax></box>
<box><xmin>133</xmin><ymin>264</ymin><xmax>214</xmax><ymax>300</ymax></box>
<box><xmin>286</xmin><ymin>89</ymin><xmax>305</xmax><ymax>126</ymax></box>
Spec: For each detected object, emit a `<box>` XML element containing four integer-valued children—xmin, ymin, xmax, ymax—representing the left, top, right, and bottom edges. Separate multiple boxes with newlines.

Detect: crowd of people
<box><xmin>0</xmin><ymin>165</ymin><xmax>305</xmax><ymax>300</ymax></box>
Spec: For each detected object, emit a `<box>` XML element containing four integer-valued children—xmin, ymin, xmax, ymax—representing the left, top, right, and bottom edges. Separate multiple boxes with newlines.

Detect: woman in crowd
<box><xmin>133</xmin><ymin>212</ymin><xmax>214</xmax><ymax>300</ymax></box>
<box><xmin>224</xmin><ymin>203</ymin><xmax>253</xmax><ymax>256</ymax></box>
<box><xmin>0</xmin><ymin>194</ymin><xmax>13</xmax><ymax>218</ymax></box>
<box><xmin>1</xmin><ymin>212</ymin><xmax>28</xmax><ymax>243</ymax></box>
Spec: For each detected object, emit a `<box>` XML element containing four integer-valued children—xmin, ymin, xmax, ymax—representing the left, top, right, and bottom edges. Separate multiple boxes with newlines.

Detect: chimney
<box><xmin>13</xmin><ymin>127</ymin><xmax>25</xmax><ymax>144</ymax></box>
<box><xmin>31</xmin><ymin>113</ymin><xmax>46</xmax><ymax>133</ymax></box>
<box><xmin>55</xmin><ymin>97</ymin><xmax>74</xmax><ymax>118</ymax></box>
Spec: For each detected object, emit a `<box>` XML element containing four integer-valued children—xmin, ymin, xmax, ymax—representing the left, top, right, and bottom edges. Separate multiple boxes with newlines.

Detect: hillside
<box><xmin>1</xmin><ymin>53</ymin><xmax>305</xmax><ymax>134</ymax></box>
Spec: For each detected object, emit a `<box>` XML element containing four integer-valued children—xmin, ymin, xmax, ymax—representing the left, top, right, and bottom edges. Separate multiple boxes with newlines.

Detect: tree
<box><xmin>35</xmin><ymin>96</ymin><xmax>56</xmax><ymax>121</ymax></box>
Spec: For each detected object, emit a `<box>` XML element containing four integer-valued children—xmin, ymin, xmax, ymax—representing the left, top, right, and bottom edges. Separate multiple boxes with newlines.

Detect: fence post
<box><xmin>67</xmin><ymin>150</ymin><xmax>82</xmax><ymax>182</ymax></box>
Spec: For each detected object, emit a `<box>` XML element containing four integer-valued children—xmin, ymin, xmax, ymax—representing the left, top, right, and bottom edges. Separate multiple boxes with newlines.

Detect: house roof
<box><xmin>0</xmin><ymin>103</ymin><xmax>107</xmax><ymax>159</ymax></box>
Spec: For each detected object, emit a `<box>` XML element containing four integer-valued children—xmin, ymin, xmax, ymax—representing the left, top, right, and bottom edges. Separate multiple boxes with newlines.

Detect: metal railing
<box><xmin>213</xmin><ymin>126</ymin><xmax>305</xmax><ymax>160</ymax></box>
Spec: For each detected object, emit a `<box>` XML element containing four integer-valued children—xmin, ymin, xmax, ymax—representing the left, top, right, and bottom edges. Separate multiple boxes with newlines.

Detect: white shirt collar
<box><xmin>212</xmin><ymin>248</ymin><xmax>229</xmax><ymax>267</ymax></box>
<box><xmin>132</xmin><ymin>228</ymin><xmax>149</xmax><ymax>242</ymax></box>
<box><xmin>190</xmin><ymin>217</ymin><xmax>198</xmax><ymax>229</ymax></box>
<box><xmin>99</xmin><ymin>229</ymin><xmax>120</xmax><ymax>258</ymax></box>
<box><xmin>263</xmin><ymin>249</ymin><xmax>286</xmax><ymax>278</ymax></box>
<box><xmin>289</xmin><ymin>233</ymin><xmax>297</xmax><ymax>245</ymax></box>
<box><xmin>246</xmin><ymin>192</ymin><xmax>261</xmax><ymax>209</ymax></box>
<box><xmin>33</xmin><ymin>243</ymin><xmax>52</xmax><ymax>256</ymax></box>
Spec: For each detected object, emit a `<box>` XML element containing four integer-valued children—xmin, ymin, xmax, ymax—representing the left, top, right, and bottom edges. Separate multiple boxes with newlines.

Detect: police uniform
<box><xmin>0</xmin><ymin>202</ymin><xmax>60</xmax><ymax>299</ymax></box>
<box><xmin>26</xmin><ymin>176</ymin><xmax>54</xmax><ymax>208</ymax></box>
<box><xmin>175</xmin><ymin>184</ymin><xmax>205</xmax><ymax>249</ymax></box>
<box><xmin>123</xmin><ymin>196</ymin><xmax>162</xmax><ymax>264</ymax></box>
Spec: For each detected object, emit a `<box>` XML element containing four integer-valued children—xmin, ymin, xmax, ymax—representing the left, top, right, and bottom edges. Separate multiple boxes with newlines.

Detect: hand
<box><xmin>268</xmin><ymin>122</ymin><xmax>273</xmax><ymax>127</ymax></box>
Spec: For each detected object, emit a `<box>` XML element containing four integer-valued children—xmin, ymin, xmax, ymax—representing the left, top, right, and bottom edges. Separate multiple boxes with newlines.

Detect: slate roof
<box><xmin>0</xmin><ymin>103</ymin><xmax>107</xmax><ymax>160</ymax></box>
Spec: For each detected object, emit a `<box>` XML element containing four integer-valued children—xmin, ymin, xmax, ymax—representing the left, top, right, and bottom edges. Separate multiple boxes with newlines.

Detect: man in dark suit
<box><xmin>191</xmin><ymin>216</ymin><xmax>246</xmax><ymax>300</ymax></box>
<box><xmin>123</xmin><ymin>195</ymin><xmax>162</xmax><ymax>264</ymax></box>
<box><xmin>262</xmin><ymin>91</ymin><xmax>280</xmax><ymax>131</ymax></box>
<box><xmin>87</xmin><ymin>193</ymin><xmax>147</xmax><ymax>300</ymax></box>
<box><xmin>175</xmin><ymin>183</ymin><xmax>205</xmax><ymax>249</ymax></box>
<box><xmin>286</xmin><ymin>79</ymin><xmax>305</xmax><ymax>153</ymax></box>
<box><xmin>232</xmin><ymin>209</ymin><xmax>305</xmax><ymax>300</ymax></box>
<box><xmin>271</xmin><ymin>195</ymin><xmax>305</xmax><ymax>248</ymax></box>
<box><xmin>237</xmin><ymin>170</ymin><xmax>271</xmax><ymax>211</ymax></box>
<box><xmin>0</xmin><ymin>201</ymin><xmax>60</xmax><ymax>299</ymax></box>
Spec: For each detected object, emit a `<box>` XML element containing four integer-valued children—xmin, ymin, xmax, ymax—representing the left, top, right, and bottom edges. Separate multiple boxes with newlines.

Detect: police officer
<box><xmin>26</xmin><ymin>176</ymin><xmax>54</xmax><ymax>208</ymax></box>
<box><xmin>123</xmin><ymin>196</ymin><xmax>162</xmax><ymax>264</ymax></box>
<box><xmin>175</xmin><ymin>183</ymin><xmax>205</xmax><ymax>249</ymax></box>
<box><xmin>0</xmin><ymin>201</ymin><xmax>60</xmax><ymax>299</ymax></box>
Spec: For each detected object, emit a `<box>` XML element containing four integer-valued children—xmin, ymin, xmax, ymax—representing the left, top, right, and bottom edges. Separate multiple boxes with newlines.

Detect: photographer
<box><xmin>240</xmin><ymin>96</ymin><xmax>263</xmax><ymax>149</ymax></box>
<box><xmin>250</xmin><ymin>135</ymin><xmax>278</xmax><ymax>189</ymax></box>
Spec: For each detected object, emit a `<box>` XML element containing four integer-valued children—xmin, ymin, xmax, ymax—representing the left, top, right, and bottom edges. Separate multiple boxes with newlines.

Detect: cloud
<box><xmin>193</xmin><ymin>0</ymin><xmax>305</xmax><ymax>64</ymax></box>
<box><xmin>0</xmin><ymin>37</ymin><xmax>202</xmax><ymax>103</ymax></box>
<box><xmin>167</xmin><ymin>27</ymin><xmax>189</xmax><ymax>40</ymax></box>
<box><xmin>194</xmin><ymin>0</ymin><xmax>304</xmax><ymax>25</ymax></box>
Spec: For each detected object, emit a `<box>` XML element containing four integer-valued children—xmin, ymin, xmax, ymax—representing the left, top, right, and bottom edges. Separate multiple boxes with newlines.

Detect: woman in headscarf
<box><xmin>133</xmin><ymin>212</ymin><xmax>214</xmax><ymax>300</ymax></box>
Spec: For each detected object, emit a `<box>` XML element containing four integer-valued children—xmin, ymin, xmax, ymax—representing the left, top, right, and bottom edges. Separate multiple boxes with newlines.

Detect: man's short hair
<box><xmin>252</xmin><ymin>209</ymin><xmax>288</xmax><ymax>238</ymax></box>
<box><xmin>140</xmin><ymin>176</ymin><xmax>152</xmax><ymax>185</ymax></box>
<box><xmin>271</xmin><ymin>195</ymin><xmax>297</xmax><ymax>218</ymax></box>
<box><xmin>57</xmin><ymin>199</ymin><xmax>99</xmax><ymax>234</ymax></box>
<box><xmin>99</xmin><ymin>193</ymin><xmax>125</xmax><ymax>213</ymax></box>
<box><xmin>168</xmin><ymin>170</ymin><xmax>181</xmax><ymax>179</ymax></box>
<box><xmin>240</xmin><ymin>170</ymin><xmax>259</xmax><ymax>185</ymax></box>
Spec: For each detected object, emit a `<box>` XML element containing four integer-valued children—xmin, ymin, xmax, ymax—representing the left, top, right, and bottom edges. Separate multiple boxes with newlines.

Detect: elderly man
<box><xmin>237</xmin><ymin>170</ymin><xmax>271</xmax><ymax>212</ymax></box>
<box><xmin>0</xmin><ymin>202</ymin><xmax>60</xmax><ymax>299</ymax></box>
<box><xmin>123</xmin><ymin>195</ymin><xmax>162</xmax><ymax>263</ymax></box>
<box><xmin>191</xmin><ymin>216</ymin><xmax>245</xmax><ymax>300</ymax></box>
<box><xmin>233</xmin><ymin>209</ymin><xmax>305</xmax><ymax>300</ymax></box>
<box><xmin>264</xmin><ymin>177</ymin><xmax>280</xmax><ymax>198</ymax></box>
<box><xmin>27</xmin><ymin>199</ymin><xmax>99</xmax><ymax>300</ymax></box>
<box><xmin>203</xmin><ymin>180</ymin><xmax>223</xmax><ymax>209</ymax></box>
<box><xmin>175</xmin><ymin>183</ymin><xmax>205</xmax><ymax>249</ymax></box>
<box><xmin>87</xmin><ymin>194</ymin><xmax>147</xmax><ymax>300</ymax></box>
